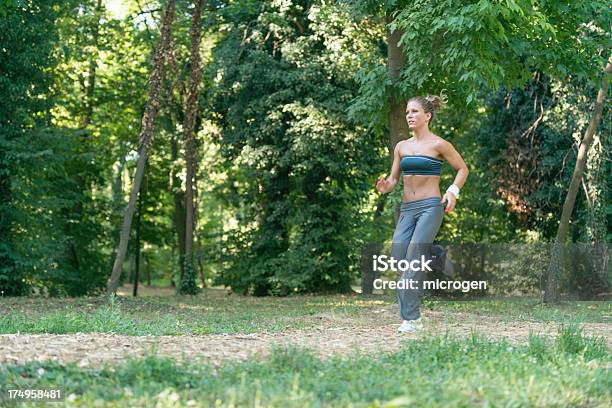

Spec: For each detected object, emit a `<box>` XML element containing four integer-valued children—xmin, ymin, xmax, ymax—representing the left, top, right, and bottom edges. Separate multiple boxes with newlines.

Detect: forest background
<box><xmin>0</xmin><ymin>0</ymin><xmax>609</xmax><ymax>299</ymax></box>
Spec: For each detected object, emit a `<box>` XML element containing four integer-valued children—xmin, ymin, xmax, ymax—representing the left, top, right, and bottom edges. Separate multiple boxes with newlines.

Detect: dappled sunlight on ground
<box><xmin>116</xmin><ymin>284</ymin><xmax>231</xmax><ymax>298</ymax></box>
<box><xmin>2</xmin><ymin>290</ymin><xmax>609</xmax><ymax>370</ymax></box>
<box><xmin>1</xmin><ymin>302</ymin><xmax>609</xmax><ymax>368</ymax></box>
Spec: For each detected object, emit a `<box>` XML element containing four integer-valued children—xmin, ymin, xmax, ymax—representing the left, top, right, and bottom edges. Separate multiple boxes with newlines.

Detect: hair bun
<box><xmin>426</xmin><ymin>91</ymin><xmax>447</xmax><ymax>111</ymax></box>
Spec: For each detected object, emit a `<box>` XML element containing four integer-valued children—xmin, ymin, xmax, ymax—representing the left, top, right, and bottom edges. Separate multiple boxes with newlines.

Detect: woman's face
<box><xmin>405</xmin><ymin>100</ymin><xmax>431</xmax><ymax>130</ymax></box>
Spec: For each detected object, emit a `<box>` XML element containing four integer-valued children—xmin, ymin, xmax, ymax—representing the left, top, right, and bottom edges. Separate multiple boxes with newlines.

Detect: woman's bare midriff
<box><xmin>402</xmin><ymin>175</ymin><xmax>441</xmax><ymax>202</ymax></box>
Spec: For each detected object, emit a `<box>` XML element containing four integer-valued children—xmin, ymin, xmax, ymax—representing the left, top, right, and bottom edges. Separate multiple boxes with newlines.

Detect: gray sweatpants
<box><xmin>391</xmin><ymin>197</ymin><xmax>444</xmax><ymax>321</ymax></box>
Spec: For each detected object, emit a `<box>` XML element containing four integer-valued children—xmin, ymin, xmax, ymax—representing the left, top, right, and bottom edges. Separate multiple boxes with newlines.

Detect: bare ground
<box><xmin>1</xmin><ymin>307</ymin><xmax>610</xmax><ymax>368</ymax></box>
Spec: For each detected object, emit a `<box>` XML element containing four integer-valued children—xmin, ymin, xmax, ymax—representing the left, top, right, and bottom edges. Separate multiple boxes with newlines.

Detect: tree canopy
<box><xmin>0</xmin><ymin>0</ymin><xmax>609</xmax><ymax>297</ymax></box>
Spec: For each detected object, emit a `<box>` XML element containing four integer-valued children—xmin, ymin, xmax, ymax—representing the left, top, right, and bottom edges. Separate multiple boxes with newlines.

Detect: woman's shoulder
<box><xmin>431</xmin><ymin>134</ymin><xmax>453</xmax><ymax>149</ymax></box>
<box><xmin>399</xmin><ymin>137</ymin><xmax>413</xmax><ymax>145</ymax></box>
<box><xmin>395</xmin><ymin>138</ymin><xmax>412</xmax><ymax>152</ymax></box>
<box><xmin>431</xmin><ymin>135</ymin><xmax>458</xmax><ymax>159</ymax></box>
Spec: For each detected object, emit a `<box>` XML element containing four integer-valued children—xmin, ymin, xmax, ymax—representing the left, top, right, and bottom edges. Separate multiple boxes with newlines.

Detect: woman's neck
<box><xmin>411</xmin><ymin>126</ymin><xmax>430</xmax><ymax>140</ymax></box>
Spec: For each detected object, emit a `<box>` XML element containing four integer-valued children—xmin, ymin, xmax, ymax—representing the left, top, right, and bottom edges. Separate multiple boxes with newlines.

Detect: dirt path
<box><xmin>1</xmin><ymin>308</ymin><xmax>609</xmax><ymax>368</ymax></box>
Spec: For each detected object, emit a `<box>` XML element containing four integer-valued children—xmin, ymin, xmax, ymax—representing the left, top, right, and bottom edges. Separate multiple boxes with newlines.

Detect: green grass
<box><xmin>0</xmin><ymin>293</ymin><xmax>609</xmax><ymax>335</ymax></box>
<box><xmin>424</xmin><ymin>297</ymin><xmax>611</xmax><ymax>324</ymax></box>
<box><xmin>1</xmin><ymin>325</ymin><xmax>609</xmax><ymax>407</ymax></box>
<box><xmin>0</xmin><ymin>292</ymin><xmax>389</xmax><ymax>335</ymax></box>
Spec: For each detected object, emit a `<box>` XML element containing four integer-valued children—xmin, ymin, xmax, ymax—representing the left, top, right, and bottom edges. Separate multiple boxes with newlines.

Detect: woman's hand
<box><xmin>376</xmin><ymin>177</ymin><xmax>393</xmax><ymax>194</ymax></box>
<box><xmin>440</xmin><ymin>192</ymin><xmax>456</xmax><ymax>213</ymax></box>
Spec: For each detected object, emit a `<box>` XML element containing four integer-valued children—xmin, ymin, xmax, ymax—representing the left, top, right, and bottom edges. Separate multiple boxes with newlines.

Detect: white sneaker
<box><xmin>397</xmin><ymin>318</ymin><xmax>423</xmax><ymax>333</ymax></box>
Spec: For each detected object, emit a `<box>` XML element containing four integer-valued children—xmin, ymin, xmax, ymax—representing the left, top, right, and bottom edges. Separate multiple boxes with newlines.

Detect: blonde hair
<box><xmin>408</xmin><ymin>91</ymin><xmax>448</xmax><ymax>124</ymax></box>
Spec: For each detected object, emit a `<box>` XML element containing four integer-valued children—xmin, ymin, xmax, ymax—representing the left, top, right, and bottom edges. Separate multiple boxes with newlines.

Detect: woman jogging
<box><xmin>375</xmin><ymin>94</ymin><xmax>469</xmax><ymax>333</ymax></box>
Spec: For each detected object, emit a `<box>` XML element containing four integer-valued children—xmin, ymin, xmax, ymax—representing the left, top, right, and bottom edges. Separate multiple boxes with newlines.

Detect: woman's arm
<box><xmin>438</xmin><ymin>140</ymin><xmax>469</xmax><ymax>212</ymax></box>
<box><xmin>376</xmin><ymin>142</ymin><xmax>402</xmax><ymax>194</ymax></box>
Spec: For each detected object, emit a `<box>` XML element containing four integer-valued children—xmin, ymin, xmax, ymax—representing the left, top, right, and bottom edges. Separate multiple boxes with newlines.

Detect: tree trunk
<box><xmin>106</xmin><ymin>0</ymin><xmax>177</xmax><ymax>296</ymax></box>
<box><xmin>171</xmin><ymin>136</ymin><xmax>186</xmax><ymax>281</ymax></box>
<box><xmin>386</xmin><ymin>12</ymin><xmax>410</xmax><ymax>152</ymax></box>
<box><xmin>133</xmin><ymin>181</ymin><xmax>143</xmax><ymax>297</ymax></box>
<box><xmin>170</xmin><ymin>242</ymin><xmax>176</xmax><ymax>287</ymax></box>
<box><xmin>387</xmin><ymin>11</ymin><xmax>409</xmax><ymax>228</ymax></box>
<box><xmin>179</xmin><ymin>0</ymin><xmax>205</xmax><ymax>295</ymax></box>
<box><xmin>544</xmin><ymin>58</ymin><xmax>611</xmax><ymax>303</ymax></box>
<box><xmin>362</xmin><ymin>12</ymin><xmax>408</xmax><ymax>294</ymax></box>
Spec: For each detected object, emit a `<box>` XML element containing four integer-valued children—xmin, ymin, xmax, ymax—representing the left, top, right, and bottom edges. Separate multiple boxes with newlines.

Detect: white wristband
<box><xmin>446</xmin><ymin>184</ymin><xmax>460</xmax><ymax>198</ymax></box>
